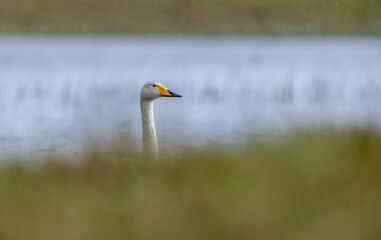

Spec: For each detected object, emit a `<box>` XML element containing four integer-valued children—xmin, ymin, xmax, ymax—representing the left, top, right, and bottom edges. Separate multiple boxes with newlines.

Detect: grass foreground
<box><xmin>0</xmin><ymin>0</ymin><xmax>380</xmax><ymax>34</ymax></box>
<box><xmin>0</xmin><ymin>128</ymin><xmax>380</xmax><ymax>240</ymax></box>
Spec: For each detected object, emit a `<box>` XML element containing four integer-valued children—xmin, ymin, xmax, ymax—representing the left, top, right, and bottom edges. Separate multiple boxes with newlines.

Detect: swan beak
<box><xmin>157</xmin><ymin>86</ymin><xmax>182</xmax><ymax>97</ymax></box>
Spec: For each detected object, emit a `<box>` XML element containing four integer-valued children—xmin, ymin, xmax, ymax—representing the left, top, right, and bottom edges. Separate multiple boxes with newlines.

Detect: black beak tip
<box><xmin>168</xmin><ymin>90</ymin><xmax>182</xmax><ymax>98</ymax></box>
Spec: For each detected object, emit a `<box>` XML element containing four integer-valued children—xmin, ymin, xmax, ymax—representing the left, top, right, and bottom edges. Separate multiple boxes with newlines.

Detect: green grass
<box><xmin>0</xmin><ymin>128</ymin><xmax>380</xmax><ymax>240</ymax></box>
<box><xmin>0</xmin><ymin>0</ymin><xmax>380</xmax><ymax>34</ymax></box>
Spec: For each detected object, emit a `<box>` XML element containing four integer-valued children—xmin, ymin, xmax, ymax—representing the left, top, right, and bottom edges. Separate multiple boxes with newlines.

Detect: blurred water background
<box><xmin>0</xmin><ymin>36</ymin><xmax>380</xmax><ymax>156</ymax></box>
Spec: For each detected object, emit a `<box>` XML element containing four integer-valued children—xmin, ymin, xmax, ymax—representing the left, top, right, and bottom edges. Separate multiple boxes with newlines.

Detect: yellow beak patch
<box><xmin>156</xmin><ymin>85</ymin><xmax>171</xmax><ymax>96</ymax></box>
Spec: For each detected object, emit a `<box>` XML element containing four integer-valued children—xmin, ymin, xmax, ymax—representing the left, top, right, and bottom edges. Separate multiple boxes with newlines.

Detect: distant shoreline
<box><xmin>0</xmin><ymin>0</ymin><xmax>379</xmax><ymax>35</ymax></box>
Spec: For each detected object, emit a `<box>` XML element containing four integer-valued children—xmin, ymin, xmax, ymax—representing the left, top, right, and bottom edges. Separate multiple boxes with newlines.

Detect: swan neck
<box><xmin>140</xmin><ymin>99</ymin><xmax>158</xmax><ymax>160</ymax></box>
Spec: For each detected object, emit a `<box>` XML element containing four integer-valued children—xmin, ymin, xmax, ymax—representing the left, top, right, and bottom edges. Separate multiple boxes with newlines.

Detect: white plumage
<box><xmin>140</xmin><ymin>81</ymin><xmax>181</xmax><ymax>160</ymax></box>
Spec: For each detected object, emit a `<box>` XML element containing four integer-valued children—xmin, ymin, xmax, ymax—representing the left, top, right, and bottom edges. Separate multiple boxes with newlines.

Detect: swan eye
<box><xmin>153</xmin><ymin>85</ymin><xmax>156</xmax><ymax>87</ymax></box>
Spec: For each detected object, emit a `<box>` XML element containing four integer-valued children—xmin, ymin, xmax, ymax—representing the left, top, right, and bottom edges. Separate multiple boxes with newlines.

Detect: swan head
<box><xmin>140</xmin><ymin>81</ymin><xmax>182</xmax><ymax>101</ymax></box>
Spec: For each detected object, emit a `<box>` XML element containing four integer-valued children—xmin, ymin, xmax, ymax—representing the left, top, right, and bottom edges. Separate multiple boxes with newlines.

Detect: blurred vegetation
<box><xmin>0</xmin><ymin>0</ymin><xmax>380</xmax><ymax>34</ymax></box>
<box><xmin>0</xmin><ymin>128</ymin><xmax>380</xmax><ymax>240</ymax></box>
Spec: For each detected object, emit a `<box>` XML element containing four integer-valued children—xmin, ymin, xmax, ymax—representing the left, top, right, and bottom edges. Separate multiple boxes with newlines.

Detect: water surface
<box><xmin>0</xmin><ymin>36</ymin><xmax>380</xmax><ymax>156</ymax></box>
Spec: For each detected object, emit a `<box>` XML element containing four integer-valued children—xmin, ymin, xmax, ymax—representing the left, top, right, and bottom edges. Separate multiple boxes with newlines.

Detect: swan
<box><xmin>140</xmin><ymin>81</ymin><xmax>181</xmax><ymax>160</ymax></box>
